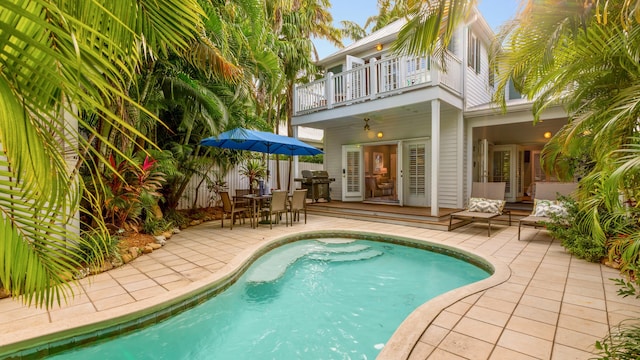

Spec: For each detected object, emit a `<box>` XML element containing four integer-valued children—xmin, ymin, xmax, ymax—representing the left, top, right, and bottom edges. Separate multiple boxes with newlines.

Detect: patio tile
<box><xmin>505</xmin><ymin>316</ymin><xmax>556</xmax><ymax>341</ymax></box>
<box><xmin>512</xmin><ymin>304</ymin><xmax>558</xmax><ymax>325</ymax></box>
<box><xmin>122</xmin><ymin>279</ymin><xmax>158</xmax><ymax>293</ymax></box>
<box><xmin>49</xmin><ymin>302</ymin><xmax>96</xmax><ymax>322</ymax></box>
<box><xmin>519</xmin><ymin>294</ymin><xmax>561</xmax><ymax>313</ymax></box>
<box><xmin>408</xmin><ymin>341</ymin><xmax>435</xmax><ymax>359</ymax></box>
<box><xmin>551</xmin><ymin>343</ymin><xmax>597</xmax><ymax>360</ymax></box>
<box><xmin>475</xmin><ymin>295</ymin><xmax>517</xmax><ymax>314</ymax></box>
<box><xmin>483</xmin><ymin>287</ymin><xmax>523</xmax><ymax>303</ymax></box>
<box><xmin>92</xmin><ymin>293</ymin><xmax>136</xmax><ymax>311</ymax></box>
<box><xmin>130</xmin><ymin>286</ymin><xmax>169</xmax><ymax>301</ymax></box>
<box><xmin>453</xmin><ymin>317</ymin><xmax>503</xmax><ymax>343</ymax></box>
<box><xmin>561</xmin><ymin>293</ymin><xmax>606</xmax><ymax>310</ymax></box>
<box><xmin>497</xmin><ymin>329</ymin><xmax>552</xmax><ymax>359</ymax></box>
<box><xmin>560</xmin><ymin>303</ymin><xmax>607</xmax><ymax>323</ymax></box>
<box><xmin>432</xmin><ymin>310</ymin><xmax>462</xmax><ymax>330</ymax></box>
<box><xmin>420</xmin><ymin>325</ymin><xmax>450</xmax><ymax>346</ymax></box>
<box><xmin>427</xmin><ymin>348</ymin><xmax>467</xmax><ymax>360</ymax></box>
<box><xmin>557</xmin><ymin>314</ymin><xmax>609</xmax><ymax>337</ymax></box>
<box><xmin>489</xmin><ymin>346</ymin><xmax>538</xmax><ymax>360</ymax></box>
<box><xmin>439</xmin><ymin>331</ymin><xmax>494</xmax><ymax>360</ymax></box>
<box><xmin>465</xmin><ymin>305</ymin><xmax>511</xmax><ymax>327</ymax></box>
<box><xmin>554</xmin><ymin>327</ymin><xmax>600</xmax><ymax>351</ymax></box>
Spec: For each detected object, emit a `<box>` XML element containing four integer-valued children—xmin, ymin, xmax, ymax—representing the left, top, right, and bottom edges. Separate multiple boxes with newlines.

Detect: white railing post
<box><xmin>325</xmin><ymin>72</ymin><xmax>334</xmax><ymax>109</ymax></box>
<box><xmin>430</xmin><ymin>56</ymin><xmax>439</xmax><ymax>86</ymax></box>
<box><xmin>369</xmin><ymin>58</ymin><xmax>377</xmax><ymax>100</ymax></box>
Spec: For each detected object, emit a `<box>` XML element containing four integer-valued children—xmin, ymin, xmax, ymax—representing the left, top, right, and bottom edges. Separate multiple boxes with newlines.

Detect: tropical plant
<box><xmin>240</xmin><ymin>159</ymin><xmax>267</xmax><ymax>192</ymax></box>
<box><xmin>207</xmin><ymin>171</ymin><xmax>228</xmax><ymax>208</ymax></box>
<box><xmin>391</xmin><ymin>0</ymin><xmax>475</xmax><ymax>62</ymax></box>
<box><xmin>0</xmin><ymin>0</ymin><xmax>203</xmax><ymax>307</ymax></box>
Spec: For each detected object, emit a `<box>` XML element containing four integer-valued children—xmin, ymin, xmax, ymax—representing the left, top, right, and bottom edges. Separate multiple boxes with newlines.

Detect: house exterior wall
<box><xmin>463</xmin><ymin>28</ymin><xmax>493</xmax><ymax>108</ymax></box>
<box><xmin>323</xmin><ymin>109</ymin><xmax>466</xmax><ymax>206</ymax></box>
<box><xmin>438</xmin><ymin>112</ymin><xmax>462</xmax><ymax>208</ymax></box>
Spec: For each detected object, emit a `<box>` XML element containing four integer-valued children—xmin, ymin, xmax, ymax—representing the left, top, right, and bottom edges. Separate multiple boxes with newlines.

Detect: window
<box><xmin>467</xmin><ymin>31</ymin><xmax>481</xmax><ymax>74</ymax></box>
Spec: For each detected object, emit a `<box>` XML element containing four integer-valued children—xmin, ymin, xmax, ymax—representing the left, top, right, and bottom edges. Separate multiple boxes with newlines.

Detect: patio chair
<box><xmin>220</xmin><ymin>191</ymin><xmax>249</xmax><ymax>230</ymax></box>
<box><xmin>234</xmin><ymin>188</ymin><xmax>252</xmax><ymax>208</ymax></box>
<box><xmin>288</xmin><ymin>189</ymin><xmax>308</xmax><ymax>224</ymax></box>
<box><xmin>265</xmin><ymin>190</ymin><xmax>289</xmax><ymax>229</ymax></box>
<box><xmin>518</xmin><ymin>182</ymin><xmax>578</xmax><ymax>240</ymax></box>
<box><xmin>448</xmin><ymin>182</ymin><xmax>510</xmax><ymax>237</ymax></box>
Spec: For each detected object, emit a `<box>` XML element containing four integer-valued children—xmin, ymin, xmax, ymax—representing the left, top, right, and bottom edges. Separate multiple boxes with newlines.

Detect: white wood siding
<box><xmin>438</xmin><ymin>114</ymin><xmax>460</xmax><ymax>208</ymax></box>
<box><xmin>464</xmin><ymin>31</ymin><xmax>492</xmax><ymax>108</ymax></box>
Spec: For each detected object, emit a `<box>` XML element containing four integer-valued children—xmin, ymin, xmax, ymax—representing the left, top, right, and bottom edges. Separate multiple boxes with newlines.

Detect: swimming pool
<box><xmin>47</xmin><ymin>237</ymin><xmax>490</xmax><ymax>359</ymax></box>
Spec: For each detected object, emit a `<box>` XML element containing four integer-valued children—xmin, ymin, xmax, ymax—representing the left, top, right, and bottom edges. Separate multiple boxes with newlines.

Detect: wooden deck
<box><xmin>306</xmin><ymin>200</ymin><xmax>531</xmax><ymax>231</ymax></box>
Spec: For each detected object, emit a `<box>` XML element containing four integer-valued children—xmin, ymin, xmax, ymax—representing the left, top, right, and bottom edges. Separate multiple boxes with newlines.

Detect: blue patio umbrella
<box><xmin>200</xmin><ymin>128</ymin><xmax>323</xmax><ymax>193</ymax></box>
<box><xmin>200</xmin><ymin>128</ymin><xmax>323</xmax><ymax>156</ymax></box>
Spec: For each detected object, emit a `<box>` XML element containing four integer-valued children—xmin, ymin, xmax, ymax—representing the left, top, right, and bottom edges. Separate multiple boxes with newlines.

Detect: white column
<box><xmin>431</xmin><ymin>99</ymin><xmax>440</xmax><ymax>217</ymax></box>
<box><xmin>369</xmin><ymin>58</ymin><xmax>377</xmax><ymax>100</ymax></box>
<box><xmin>292</xmin><ymin>126</ymin><xmax>299</xmax><ymax>189</ymax></box>
<box><xmin>325</xmin><ymin>72</ymin><xmax>334</xmax><ymax>109</ymax></box>
<box><xmin>456</xmin><ymin>110</ymin><xmax>464</xmax><ymax>208</ymax></box>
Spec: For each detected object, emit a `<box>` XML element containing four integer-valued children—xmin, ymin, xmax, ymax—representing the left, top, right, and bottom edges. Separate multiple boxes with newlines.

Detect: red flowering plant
<box><xmin>102</xmin><ymin>153</ymin><xmax>166</xmax><ymax>231</ymax></box>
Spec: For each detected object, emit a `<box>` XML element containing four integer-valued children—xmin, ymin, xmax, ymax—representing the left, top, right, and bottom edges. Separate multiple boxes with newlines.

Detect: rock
<box><xmin>142</xmin><ymin>245</ymin><xmax>153</xmax><ymax>254</ymax></box>
<box><xmin>149</xmin><ymin>243</ymin><xmax>162</xmax><ymax>250</ymax></box>
<box><xmin>189</xmin><ymin>219</ymin><xmax>202</xmax><ymax>226</ymax></box>
<box><xmin>0</xmin><ymin>288</ymin><xmax>11</xmax><ymax>299</ymax></box>
<box><xmin>604</xmin><ymin>260</ymin><xmax>621</xmax><ymax>269</ymax></box>
<box><xmin>129</xmin><ymin>247</ymin><xmax>140</xmax><ymax>259</ymax></box>
<box><xmin>74</xmin><ymin>268</ymin><xmax>90</xmax><ymax>280</ymax></box>
<box><xmin>154</xmin><ymin>235</ymin><xmax>166</xmax><ymax>245</ymax></box>
<box><xmin>90</xmin><ymin>261</ymin><xmax>114</xmax><ymax>275</ymax></box>
<box><xmin>122</xmin><ymin>254</ymin><xmax>133</xmax><ymax>264</ymax></box>
<box><xmin>163</xmin><ymin>231</ymin><xmax>173</xmax><ymax>239</ymax></box>
<box><xmin>111</xmin><ymin>257</ymin><xmax>124</xmax><ymax>268</ymax></box>
<box><xmin>172</xmin><ymin>228</ymin><xmax>181</xmax><ymax>234</ymax></box>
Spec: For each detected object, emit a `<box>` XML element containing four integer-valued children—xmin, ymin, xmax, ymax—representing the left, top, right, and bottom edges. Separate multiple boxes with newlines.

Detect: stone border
<box><xmin>3</xmin><ymin>230</ymin><xmax>509</xmax><ymax>359</ymax></box>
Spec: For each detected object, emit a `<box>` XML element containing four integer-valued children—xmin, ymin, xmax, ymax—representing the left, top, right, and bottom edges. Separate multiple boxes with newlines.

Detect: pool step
<box><xmin>308</xmin><ymin>249</ymin><xmax>383</xmax><ymax>262</ymax></box>
<box><xmin>246</xmin><ymin>242</ymin><xmax>380</xmax><ymax>283</ymax></box>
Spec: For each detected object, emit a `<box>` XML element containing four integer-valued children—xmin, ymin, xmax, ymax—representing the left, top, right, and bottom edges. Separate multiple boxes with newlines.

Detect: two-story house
<box><xmin>292</xmin><ymin>7</ymin><xmax>567</xmax><ymax>216</ymax></box>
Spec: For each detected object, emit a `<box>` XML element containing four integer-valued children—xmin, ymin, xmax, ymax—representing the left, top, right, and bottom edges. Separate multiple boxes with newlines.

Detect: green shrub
<box><xmin>142</xmin><ymin>217</ymin><xmax>173</xmax><ymax>236</ymax></box>
<box><xmin>547</xmin><ymin>197</ymin><xmax>606</xmax><ymax>262</ymax></box>
<box><xmin>77</xmin><ymin>231</ymin><xmax>120</xmax><ymax>267</ymax></box>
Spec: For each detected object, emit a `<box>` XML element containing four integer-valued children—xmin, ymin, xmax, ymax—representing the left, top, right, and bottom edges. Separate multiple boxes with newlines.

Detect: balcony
<box><xmin>294</xmin><ymin>52</ymin><xmax>462</xmax><ymax>116</ymax></box>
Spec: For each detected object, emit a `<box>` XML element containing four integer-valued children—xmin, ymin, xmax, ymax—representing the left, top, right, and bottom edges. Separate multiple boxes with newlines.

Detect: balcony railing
<box><xmin>294</xmin><ymin>52</ymin><xmax>462</xmax><ymax>115</ymax></box>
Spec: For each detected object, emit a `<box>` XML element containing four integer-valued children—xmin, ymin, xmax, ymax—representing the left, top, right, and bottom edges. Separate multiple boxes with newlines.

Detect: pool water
<box><xmin>52</xmin><ymin>238</ymin><xmax>489</xmax><ymax>359</ymax></box>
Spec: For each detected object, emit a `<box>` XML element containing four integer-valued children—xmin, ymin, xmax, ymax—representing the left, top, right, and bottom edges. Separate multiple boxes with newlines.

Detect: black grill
<box><xmin>294</xmin><ymin>170</ymin><xmax>335</xmax><ymax>202</ymax></box>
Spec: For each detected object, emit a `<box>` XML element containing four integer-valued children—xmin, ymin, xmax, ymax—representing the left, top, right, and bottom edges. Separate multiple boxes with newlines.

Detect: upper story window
<box><xmin>467</xmin><ymin>31</ymin><xmax>481</xmax><ymax>74</ymax></box>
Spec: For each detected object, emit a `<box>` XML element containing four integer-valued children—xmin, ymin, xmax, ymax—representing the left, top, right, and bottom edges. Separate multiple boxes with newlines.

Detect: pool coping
<box><xmin>1</xmin><ymin>229</ymin><xmax>510</xmax><ymax>359</ymax></box>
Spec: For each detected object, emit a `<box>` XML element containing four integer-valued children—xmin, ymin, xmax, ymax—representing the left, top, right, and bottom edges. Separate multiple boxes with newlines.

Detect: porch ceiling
<box><xmin>472</xmin><ymin>117</ymin><xmax>566</xmax><ymax>146</ymax></box>
<box><xmin>293</xmin><ymin>99</ymin><xmax>458</xmax><ymax>131</ymax></box>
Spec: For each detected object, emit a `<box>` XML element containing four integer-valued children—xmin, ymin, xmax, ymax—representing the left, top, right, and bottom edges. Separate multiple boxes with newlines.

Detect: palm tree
<box><xmin>391</xmin><ymin>0</ymin><xmax>476</xmax><ymax>59</ymax></box>
<box><xmin>0</xmin><ymin>0</ymin><xmax>203</xmax><ymax>308</ymax></box>
<box><xmin>490</xmin><ymin>1</ymin><xmax>640</xmax><ymax>250</ymax></box>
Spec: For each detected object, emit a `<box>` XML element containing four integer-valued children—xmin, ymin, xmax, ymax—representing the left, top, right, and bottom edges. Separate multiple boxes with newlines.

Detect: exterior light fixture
<box><xmin>364</xmin><ymin>118</ymin><xmax>370</xmax><ymax>131</ymax></box>
<box><xmin>377</xmin><ymin>131</ymin><xmax>383</xmax><ymax>139</ymax></box>
<box><xmin>376</xmin><ymin>43</ymin><xmax>383</xmax><ymax>51</ymax></box>
<box><xmin>543</xmin><ymin>131</ymin><xmax>552</xmax><ymax>139</ymax></box>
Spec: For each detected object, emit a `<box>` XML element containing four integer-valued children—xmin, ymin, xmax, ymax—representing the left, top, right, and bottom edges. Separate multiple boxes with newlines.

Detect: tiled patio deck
<box><xmin>1</xmin><ymin>214</ymin><xmax>639</xmax><ymax>359</ymax></box>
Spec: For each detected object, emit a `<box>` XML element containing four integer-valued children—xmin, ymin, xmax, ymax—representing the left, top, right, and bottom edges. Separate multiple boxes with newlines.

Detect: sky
<box><xmin>313</xmin><ymin>0</ymin><xmax>520</xmax><ymax>59</ymax></box>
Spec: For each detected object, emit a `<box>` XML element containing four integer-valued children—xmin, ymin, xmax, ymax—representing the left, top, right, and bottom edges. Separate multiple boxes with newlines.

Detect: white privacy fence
<box><xmin>177</xmin><ymin>160</ymin><xmax>324</xmax><ymax>209</ymax></box>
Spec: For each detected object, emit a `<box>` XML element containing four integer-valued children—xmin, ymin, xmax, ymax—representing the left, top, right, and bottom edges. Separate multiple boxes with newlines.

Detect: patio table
<box><xmin>242</xmin><ymin>194</ymin><xmax>272</xmax><ymax>228</ymax></box>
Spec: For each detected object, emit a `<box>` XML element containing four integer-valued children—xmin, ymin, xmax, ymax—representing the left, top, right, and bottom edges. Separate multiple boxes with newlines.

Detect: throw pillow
<box><xmin>533</xmin><ymin>199</ymin><xmax>555</xmax><ymax>217</ymax></box>
<box><xmin>468</xmin><ymin>197</ymin><xmax>504</xmax><ymax>214</ymax></box>
<box><xmin>547</xmin><ymin>202</ymin><xmax>569</xmax><ymax>218</ymax></box>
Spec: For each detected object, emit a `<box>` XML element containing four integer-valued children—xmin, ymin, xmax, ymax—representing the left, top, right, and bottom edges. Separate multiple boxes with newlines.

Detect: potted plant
<box><xmin>239</xmin><ymin>159</ymin><xmax>266</xmax><ymax>194</ymax></box>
